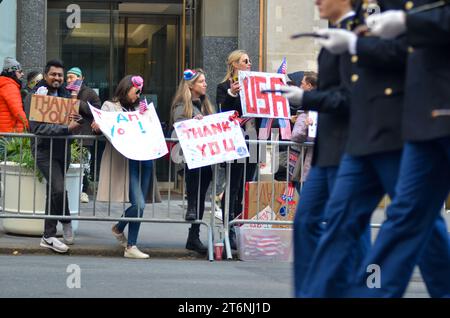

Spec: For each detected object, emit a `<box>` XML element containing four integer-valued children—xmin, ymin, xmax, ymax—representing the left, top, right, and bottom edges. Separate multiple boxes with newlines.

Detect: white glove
<box><xmin>279</xmin><ymin>86</ymin><xmax>304</xmax><ymax>106</ymax></box>
<box><xmin>317</xmin><ymin>29</ymin><xmax>358</xmax><ymax>55</ymax></box>
<box><xmin>35</xmin><ymin>86</ymin><xmax>48</xmax><ymax>95</ymax></box>
<box><xmin>366</xmin><ymin>10</ymin><xmax>407</xmax><ymax>39</ymax></box>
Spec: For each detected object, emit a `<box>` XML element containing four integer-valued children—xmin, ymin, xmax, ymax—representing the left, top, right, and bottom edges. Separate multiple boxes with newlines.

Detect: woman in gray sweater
<box><xmin>170</xmin><ymin>69</ymin><xmax>215</xmax><ymax>254</ymax></box>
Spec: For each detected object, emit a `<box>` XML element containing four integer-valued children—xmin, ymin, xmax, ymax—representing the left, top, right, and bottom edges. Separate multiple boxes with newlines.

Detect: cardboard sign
<box><xmin>239</xmin><ymin>71</ymin><xmax>290</xmax><ymax>119</ymax></box>
<box><xmin>29</xmin><ymin>95</ymin><xmax>80</xmax><ymax>125</ymax></box>
<box><xmin>89</xmin><ymin>102</ymin><xmax>168</xmax><ymax>161</ymax></box>
<box><xmin>173</xmin><ymin>111</ymin><xmax>249</xmax><ymax>170</ymax></box>
<box><xmin>243</xmin><ymin>181</ymin><xmax>298</xmax><ymax>228</ymax></box>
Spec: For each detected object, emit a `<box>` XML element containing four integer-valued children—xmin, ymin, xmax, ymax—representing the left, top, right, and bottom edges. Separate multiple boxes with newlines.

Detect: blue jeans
<box><xmin>116</xmin><ymin>159</ymin><xmax>153</xmax><ymax>246</ymax></box>
<box><xmin>352</xmin><ymin>138</ymin><xmax>450</xmax><ymax>297</ymax></box>
<box><xmin>300</xmin><ymin>151</ymin><xmax>399</xmax><ymax>297</ymax></box>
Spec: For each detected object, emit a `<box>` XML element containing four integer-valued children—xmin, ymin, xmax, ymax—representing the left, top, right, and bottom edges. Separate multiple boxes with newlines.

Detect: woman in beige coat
<box><xmin>93</xmin><ymin>75</ymin><xmax>156</xmax><ymax>259</ymax></box>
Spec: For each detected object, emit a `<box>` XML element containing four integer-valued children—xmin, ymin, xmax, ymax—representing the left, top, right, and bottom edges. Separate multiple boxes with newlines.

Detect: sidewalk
<box><xmin>0</xmin><ymin>195</ymin><xmax>225</xmax><ymax>259</ymax></box>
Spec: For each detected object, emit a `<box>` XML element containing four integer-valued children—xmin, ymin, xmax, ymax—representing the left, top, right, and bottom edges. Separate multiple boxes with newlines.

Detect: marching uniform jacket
<box><xmin>301</xmin><ymin>14</ymin><xmax>360</xmax><ymax>167</ymax></box>
<box><xmin>345</xmin><ymin>0</ymin><xmax>409</xmax><ymax>156</ymax></box>
<box><xmin>402</xmin><ymin>0</ymin><xmax>450</xmax><ymax>141</ymax></box>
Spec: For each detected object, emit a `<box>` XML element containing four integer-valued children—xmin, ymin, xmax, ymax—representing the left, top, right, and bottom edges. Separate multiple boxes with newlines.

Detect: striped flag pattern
<box><xmin>278</xmin><ymin>116</ymin><xmax>292</xmax><ymax>140</ymax></box>
<box><xmin>242</xmin><ymin>234</ymin><xmax>287</xmax><ymax>258</ymax></box>
<box><xmin>66</xmin><ymin>79</ymin><xmax>82</xmax><ymax>92</ymax></box>
<box><xmin>277</xmin><ymin>57</ymin><xmax>291</xmax><ymax>140</ymax></box>
<box><xmin>139</xmin><ymin>98</ymin><xmax>148</xmax><ymax>114</ymax></box>
<box><xmin>277</xmin><ymin>57</ymin><xmax>287</xmax><ymax>75</ymax></box>
<box><xmin>258</xmin><ymin>118</ymin><xmax>274</xmax><ymax>140</ymax></box>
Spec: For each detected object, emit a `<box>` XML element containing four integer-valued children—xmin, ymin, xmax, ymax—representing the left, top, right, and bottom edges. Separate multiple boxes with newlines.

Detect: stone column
<box><xmin>16</xmin><ymin>0</ymin><xmax>46</xmax><ymax>74</ymax></box>
<box><xmin>201</xmin><ymin>0</ymin><xmax>239</xmax><ymax>104</ymax></box>
<box><xmin>238</xmin><ymin>0</ymin><xmax>260</xmax><ymax>71</ymax></box>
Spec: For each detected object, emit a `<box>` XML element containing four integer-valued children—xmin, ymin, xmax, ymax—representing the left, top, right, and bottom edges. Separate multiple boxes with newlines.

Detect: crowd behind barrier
<box><xmin>0</xmin><ymin>132</ymin><xmax>421</xmax><ymax>261</ymax></box>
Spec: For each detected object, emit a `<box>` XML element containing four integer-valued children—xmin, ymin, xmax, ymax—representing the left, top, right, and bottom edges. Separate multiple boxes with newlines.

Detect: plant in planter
<box><xmin>0</xmin><ymin>136</ymin><xmax>89</xmax><ymax>235</ymax></box>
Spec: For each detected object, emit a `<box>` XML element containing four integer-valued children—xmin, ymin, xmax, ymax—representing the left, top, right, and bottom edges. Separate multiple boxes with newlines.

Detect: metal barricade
<box><xmin>0</xmin><ymin>133</ymin><xmax>215</xmax><ymax>261</ymax></box>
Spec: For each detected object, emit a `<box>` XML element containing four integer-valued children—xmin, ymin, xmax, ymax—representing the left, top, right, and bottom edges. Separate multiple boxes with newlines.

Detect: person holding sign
<box><xmin>25</xmin><ymin>59</ymin><xmax>82</xmax><ymax>253</ymax></box>
<box><xmin>216</xmin><ymin>50</ymin><xmax>257</xmax><ymax>250</ymax></box>
<box><xmin>171</xmin><ymin>69</ymin><xmax>215</xmax><ymax>255</ymax></box>
<box><xmin>66</xmin><ymin>67</ymin><xmax>102</xmax><ymax>204</ymax></box>
<box><xmin>93</xmin><ymin>75</ymin><xmax>153</xmax><ymax>259</ymax></box>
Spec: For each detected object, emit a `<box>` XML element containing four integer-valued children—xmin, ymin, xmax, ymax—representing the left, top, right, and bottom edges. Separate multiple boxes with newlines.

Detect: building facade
<box><xmin>1</xmin><ymin>0</ymin><xmax>323</xmax><ymax>180</ymax></box>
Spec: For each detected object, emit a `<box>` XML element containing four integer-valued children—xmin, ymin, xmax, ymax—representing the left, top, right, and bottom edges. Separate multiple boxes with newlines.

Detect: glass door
<box><xmin>47</xmin><ymin>1</ymin><xmax>120</xmax><ymax>102</ymax></box>
<box><xmin>118</xmin><ymin>15</ymin><xmax>179</xmax><ymax>125</ymax></box>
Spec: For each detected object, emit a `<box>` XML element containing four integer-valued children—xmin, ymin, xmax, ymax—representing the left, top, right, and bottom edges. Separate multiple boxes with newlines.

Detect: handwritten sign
<box><xmin>239</xmin><ymin>71</ymin><xmax>290</xmax><ymax>119</ymax></box>
<box><xmin>308</xmin><ymin>111</ymin><xmax>318</xmax><ymax>139</ymax></box>
<box><xmin>174</xmin><ymin>111</ymin><xmax>249</xmax><ymax>169</ymax></box>
<box><xmin>29</xmin><ymin>95</ymin><xmax>80</xmax><ymax>125</ymax></box>
<box><xmin>89</xmin><ymin>102</ymin><xmax>168</xmax><ymax>161</ymax></box>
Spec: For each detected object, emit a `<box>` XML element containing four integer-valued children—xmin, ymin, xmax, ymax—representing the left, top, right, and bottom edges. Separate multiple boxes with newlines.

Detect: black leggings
<box><xmin>185</xmin><ymin>165</ymin><xmax>212</xmax><ymax>229</ymax></box>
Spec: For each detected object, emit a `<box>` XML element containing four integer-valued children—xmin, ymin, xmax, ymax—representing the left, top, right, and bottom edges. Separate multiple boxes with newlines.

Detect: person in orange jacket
<box><xmin>0</xmin><ymin>57</ymin><xmax>29</xmax><ymax>132</ymax></box>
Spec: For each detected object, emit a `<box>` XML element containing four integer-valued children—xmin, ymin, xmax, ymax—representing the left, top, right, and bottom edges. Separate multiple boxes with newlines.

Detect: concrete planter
<box><xmin>0</xmin><ymin>162</ymin><xmax>83</xmax><ymax>236</ymax></box>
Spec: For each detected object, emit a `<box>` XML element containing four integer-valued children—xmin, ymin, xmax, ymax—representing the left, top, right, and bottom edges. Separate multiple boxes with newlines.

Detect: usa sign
<box><xmin>239</xmin><ymin>71</ymin><xmax>290</xmax><ymax>119</ymax></box>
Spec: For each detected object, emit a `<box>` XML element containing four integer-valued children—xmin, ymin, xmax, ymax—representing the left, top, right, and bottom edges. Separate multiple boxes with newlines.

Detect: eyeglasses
<box><xmin>135</xmin><ymin>88</ymin><xmax>141</xmax><ymax>95</ymax></box>
<box><xmin>243</xmin><ymin>58</ymin><xmax>252</xmax><ymax>65</ymax></box>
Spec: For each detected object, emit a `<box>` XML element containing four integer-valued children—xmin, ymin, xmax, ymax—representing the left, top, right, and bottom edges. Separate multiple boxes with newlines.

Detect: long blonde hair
<box><xmin>222</xmin><ymin>50</ymin><xmax>248</xmax><ymax>83</ymax></box>
<box><xmin>170</xmin><ymin>68</ymin><xmax>214</xmax><ymax>126</ymax></box>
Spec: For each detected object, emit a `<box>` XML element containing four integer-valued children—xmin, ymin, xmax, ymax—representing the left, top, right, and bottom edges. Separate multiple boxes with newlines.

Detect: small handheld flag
<box><xmin>66</xmin><ymin>79</ymin><xmax>83</xmax><ymax>92</ymax></box>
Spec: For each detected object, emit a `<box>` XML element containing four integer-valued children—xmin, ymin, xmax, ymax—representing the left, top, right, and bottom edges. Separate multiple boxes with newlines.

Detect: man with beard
<box><xmin>25</xmin><ymin>59</ymin><xmax>82</xmax><ymax>253</ymax></box>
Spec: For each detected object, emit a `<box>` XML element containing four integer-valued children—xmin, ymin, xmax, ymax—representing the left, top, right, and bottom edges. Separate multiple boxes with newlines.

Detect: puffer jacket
<box><xmin>0</xmin><ymin>76</ymin><xmax>29</xmax><ymax>132</ymax></box>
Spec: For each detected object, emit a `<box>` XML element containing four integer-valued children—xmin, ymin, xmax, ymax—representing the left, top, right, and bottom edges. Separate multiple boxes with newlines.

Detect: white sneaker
<box><xmin>62</xmin><ymin>223</ymin><xmax>74</xmax><ymax>245</ymax></box>
<box><xmin>124</xmin><ymin>246</ymin><xmax>149</xmax><ymax>259</ymax></box>
<box><xmin>80</xmin><ymin>192</ymin><xmax>89</xmax><ymax>203</ymax></box>
<box><xmin>40</xmin><ymin>237</ymin><xmax>69</xmax><ymax>253</ymax></box>
<box><xmin>112</xmin><ymin>225</ymin><xmax>127</xmax><ymax>248</ymax></box>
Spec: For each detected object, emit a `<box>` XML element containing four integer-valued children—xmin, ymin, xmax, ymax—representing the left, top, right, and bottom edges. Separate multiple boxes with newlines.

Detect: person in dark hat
<box><xmin>66</xmin><ymin>66</ymin><xmax>102</xmax><ymax>204</ymax></box>
<box><xmin>286</xmin><ymin>71</ymin><xmax>304</xmax><ymax>88</ymax></box>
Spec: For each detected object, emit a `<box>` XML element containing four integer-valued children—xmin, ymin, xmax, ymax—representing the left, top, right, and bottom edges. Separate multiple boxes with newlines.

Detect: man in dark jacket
<box><xmin>280</xmin><ymin>0</ymin><xmax>369</xmax><ymax>297</ymax></box>
<box><xmin>66</xmin><ymin>67</ymin><xmax>102</xmax><ymax>203</ymax></box>
<box><xmin>351</xmin><ymin>0</ymin><xmax>450</xmax><ymax>297</ymax></box>
<box><xmin>287</xmin><ymin>0</ymin><xmax>450</xmax><ymax>298</ymax></box>
<box><xmin>25</xmin><ymin>59</ymin><xmax>82</xmax><ymax>253</ymax></box>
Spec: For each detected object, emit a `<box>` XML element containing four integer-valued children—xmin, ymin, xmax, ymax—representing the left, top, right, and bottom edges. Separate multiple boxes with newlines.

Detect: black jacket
<box><xmin>340</xmin><ymin>1</ymin><xmax>410</xmax><ymax>157</ymax></box>
<box><xmin>216</xmin><ymin>80</ymin><xmax>262</xmax><ymax>131</ymax></box>
<box><xmin>217</xmin><ymin>80</ymin><xmax>241</xmax><ymax>114</ymax></box>
<box><xmin>76</xmin><ymin>84</ymin><xmax>102</xmax><ymax>144</ymax></box>
<box><xmin>300</xmin><ymin>14</ymin><xmax>358</xmax><ymax>167</ymax></box>
<box><xmin>25</xmin><ymin>80</ymin><xmax>75</xmax><ymax>160</ymax></box>
<box><xmin>402</xmin><ymin>0</ymin><xmax>450</xmax><ymax>141</ymax></box>
<box><xmin>346</xmin><ymin>34</ymin><xmax>408</xmax><ymax>156</ymax></box>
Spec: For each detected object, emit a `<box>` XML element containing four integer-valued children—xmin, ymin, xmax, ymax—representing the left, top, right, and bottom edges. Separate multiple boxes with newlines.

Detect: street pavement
<box><xmin>0</xmin><ymin>255</ymin><xmax>429</xmax><ymax>298</ymax></box>
<box><xmin>1</xmin><ymin>193</ymin><xmax>449</xmax><ymax>298</ymax></box>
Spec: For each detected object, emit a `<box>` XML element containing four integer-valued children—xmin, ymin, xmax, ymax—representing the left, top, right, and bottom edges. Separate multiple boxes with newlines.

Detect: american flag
<box><xmin>277</xmin><ymin>57</ymin><xmax>287</xmax><ymax>75</ymax></box>
<box><xmin>277</xmin><ymin>184</ymin><xmax>296</xmax><ymax>205</ymax></box>
<box><xmin>66</xmin><ymin>79</ymin><xmax>82</xmax><ymax>92</ymax></box>
<box><xmin>139</xmin><ymin>98</ymin><xmax>148</xmax><ymax>114</ymax></box>
<box><xmin>243</xmin><ymin>234</ymin><xmax>286</xmax><ymax>257</ymax></box>
<box><xmin>276</xmin><ymin>57</ymin><xmax>291</xmax><ymax>139</ymax></box>
<box><xmin>258</xmin><ymin>118</ymin><xmax>274</xmax><ymax>140</ymax></box>
<box><xmin>278</xmin><ymin>117</ymin><xmax>291</xmax><ymax>140</ymax></box>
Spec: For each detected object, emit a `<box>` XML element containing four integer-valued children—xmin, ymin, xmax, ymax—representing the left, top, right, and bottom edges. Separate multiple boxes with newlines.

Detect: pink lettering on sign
<box><xmin>242</xmin><ymin>73</ymin><xmax>289</xmax><ymax>118</ymax></box>
<box><xmin>196</xmin><ymin>144</ymin><xmax>207</xmax><ymax>157</ymax></box>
